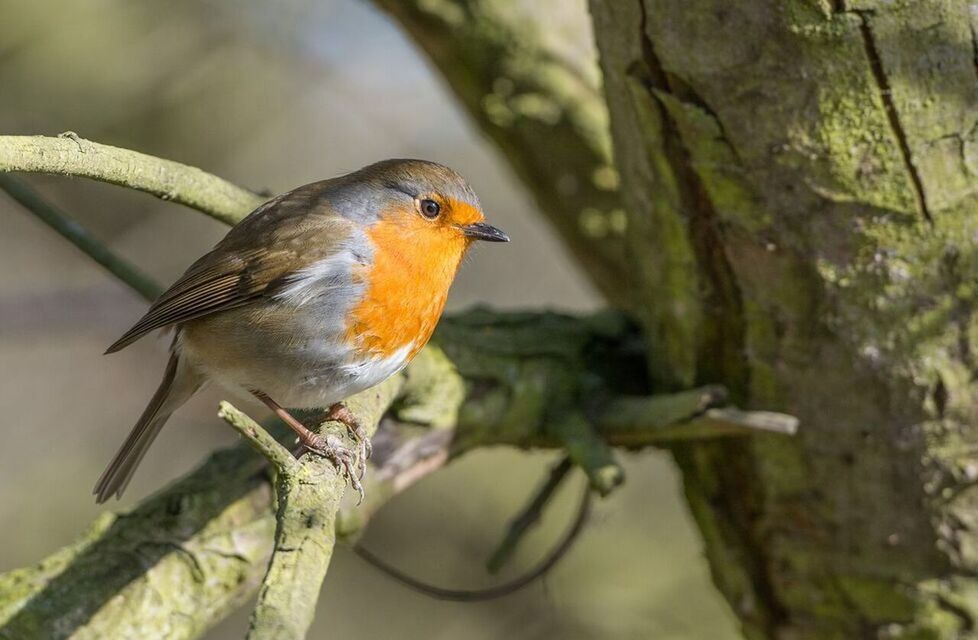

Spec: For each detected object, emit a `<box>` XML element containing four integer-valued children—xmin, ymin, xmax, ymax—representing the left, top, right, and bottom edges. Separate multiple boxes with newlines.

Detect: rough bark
<box><xmin>585</xmin><ymin>1</ymin><xmax>978</xmax><ymax>637</ymax></box>
<box><xmin>219</xmin><ymin>382</ymin><xmax>401</xmax><ymax>640</ymax></box>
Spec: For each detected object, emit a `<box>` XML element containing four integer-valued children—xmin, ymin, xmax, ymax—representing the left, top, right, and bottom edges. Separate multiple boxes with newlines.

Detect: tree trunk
<box><xmin>589</xmin><ymin>1</ymin><xmax>978</xmax><ymax>637</ymax></box>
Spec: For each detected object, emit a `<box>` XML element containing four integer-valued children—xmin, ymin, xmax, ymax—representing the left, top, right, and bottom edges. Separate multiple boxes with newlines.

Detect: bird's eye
<box><xmin>419</xmin><ymin>199</ymin><xmax>441</xmax><ymax>219</ymax></box>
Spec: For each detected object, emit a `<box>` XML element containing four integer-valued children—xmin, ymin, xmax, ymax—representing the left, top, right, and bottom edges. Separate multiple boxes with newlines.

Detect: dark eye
<box><xmin>419</xmin><ymin>199</ymin><xmax>441</xmax><ymax>218</ymax></box>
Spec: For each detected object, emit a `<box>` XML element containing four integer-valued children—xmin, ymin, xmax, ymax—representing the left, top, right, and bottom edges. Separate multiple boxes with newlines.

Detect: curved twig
<box><xmin>487</xmin><ymin>456</ymin><xmax>574</xmax><ymax>573</ymax></box>
<box><xmin>353</xmin><ymin>476</ymin><xmax>592</xmax><ymax>602</ymax></box>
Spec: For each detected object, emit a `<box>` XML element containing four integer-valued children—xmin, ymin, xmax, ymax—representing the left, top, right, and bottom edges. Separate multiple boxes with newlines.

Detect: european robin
<box><xmin>94</xmin><ymin>159</ymin><xmax>508</xmax><ymax>503</ymax></box>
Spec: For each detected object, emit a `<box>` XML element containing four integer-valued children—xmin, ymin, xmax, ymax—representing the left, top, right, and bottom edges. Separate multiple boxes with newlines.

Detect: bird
<box><xmin>94</xmin><ymin>159</ymin><xmax>508</xmax><ymax>504</ymax></box>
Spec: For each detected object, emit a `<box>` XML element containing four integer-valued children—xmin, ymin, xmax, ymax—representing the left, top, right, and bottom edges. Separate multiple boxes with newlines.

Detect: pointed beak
<box><xmin>459</xmin><ymin>222</ymin><xmax>510</xmax><ymax>243</ymax></box>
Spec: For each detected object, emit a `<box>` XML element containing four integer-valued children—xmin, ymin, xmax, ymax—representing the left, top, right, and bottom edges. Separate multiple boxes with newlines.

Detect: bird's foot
<box><xmin>303</xmin><ymin>432</ymin><xmax>365</xmax><ymax>504</ymax></box>
<box><xmin>323</xmin><ymin>403</ymin><xmax>372</xmax><ymax>479</ymax></box>
<box><xmin>250</xmin><ymin>389</ymin><xmax>367</xmax><ymax>502</ymax></box>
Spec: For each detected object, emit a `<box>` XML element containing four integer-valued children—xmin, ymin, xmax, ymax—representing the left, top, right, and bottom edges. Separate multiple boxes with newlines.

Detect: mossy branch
<box><xmin>0</xmin><ymin>307</ymin><xmax>793</xmax><ymax>638</ymax></box>
<box><xmin>220</xmin><ymin>376</ymin><xmax>404</xmax><ymax>640</ymax></box>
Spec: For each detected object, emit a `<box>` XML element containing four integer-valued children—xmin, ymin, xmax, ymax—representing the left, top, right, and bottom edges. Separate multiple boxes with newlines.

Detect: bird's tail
<box><xmin>94</xmin><ymin>353</ymin><xmax>202</xmax><ymax>503</ymax></box>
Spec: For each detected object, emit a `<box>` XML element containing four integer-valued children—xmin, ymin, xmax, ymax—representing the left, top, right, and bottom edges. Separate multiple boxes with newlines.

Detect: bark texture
<box><xmin>0</xmin><ymin>134</ymin><xmax>262</xmax><ymax>224</ymax></box>
<box><xmin>586</xmin><ymin>1</ymin><xmax>978</xmax><ymax>637</ymax></box>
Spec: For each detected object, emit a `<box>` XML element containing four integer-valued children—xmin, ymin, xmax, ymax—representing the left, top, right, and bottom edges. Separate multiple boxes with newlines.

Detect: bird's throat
<box><xmin>345</xmin><ymin>217</ymin><xmax>464</xmax><ymax>361</ymax></box>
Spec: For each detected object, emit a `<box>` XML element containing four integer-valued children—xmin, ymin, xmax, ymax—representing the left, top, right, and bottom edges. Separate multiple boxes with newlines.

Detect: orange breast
<box><xmin>346</xmin><ymin>216</ymin><xmax>466</xmax><ymax>361</ymax></box>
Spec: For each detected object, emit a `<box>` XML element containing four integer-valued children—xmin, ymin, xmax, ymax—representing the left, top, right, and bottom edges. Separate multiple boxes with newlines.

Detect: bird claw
<box><xmin>304</xmin><ymin>433</ymin><xmax>365</xmax><ymax>504</ymax></box>
<box><xmin>323</xmin><ymin>403</ymin><xmax>372</xmax><ymax>481</ymax></box>
<box><xmin>347</xmin><ymin>423</ymin><xmax>371</xmax><ymax>480</ymax></box>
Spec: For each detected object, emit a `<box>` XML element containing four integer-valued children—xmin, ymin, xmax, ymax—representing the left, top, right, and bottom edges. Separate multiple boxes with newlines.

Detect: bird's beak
<box><xmin>459</xmin><ymin>222</ymin><xmax>510</xmax><ymax>242</ymax></box>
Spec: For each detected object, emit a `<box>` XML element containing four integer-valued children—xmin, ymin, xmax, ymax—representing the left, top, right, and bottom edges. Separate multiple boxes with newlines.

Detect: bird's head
<box><xmin>350</xmin><ymin>159</ymin><xmax>509</xmax><ymax>248</ymax></box>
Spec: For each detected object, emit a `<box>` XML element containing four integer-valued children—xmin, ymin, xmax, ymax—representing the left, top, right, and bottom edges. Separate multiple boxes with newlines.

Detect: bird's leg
<box><xmin>250</xmin><ymin>390</ymin><xmax>363</xmax><ymax>502</ymax></box>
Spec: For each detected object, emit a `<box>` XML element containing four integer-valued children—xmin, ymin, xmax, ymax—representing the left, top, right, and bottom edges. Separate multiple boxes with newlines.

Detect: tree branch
<box><xmin>487</xmin><ymin>456</ymin><xmax>573</xmax><ymax>573</ymax></box>
<box><xmin>0</xmin><ymin>133</ymin><xmax>263</xmax><ymax>224</ymax></box>
<box><xmin>0</xmin><ymin>307</ymin><xmax>792</xmax><ymax>638</ymax></box>
<box><xmin>233</xmin><ymin>375</ymin><xmax>403</xmax><ymax>640</ymax></box>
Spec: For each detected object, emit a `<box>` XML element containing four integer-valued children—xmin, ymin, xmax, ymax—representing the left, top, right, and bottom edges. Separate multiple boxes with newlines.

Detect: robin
<box><xmin>94</xmin><ymin>159</ymin><xmax>508</xmax><ymax>504</ymax></box>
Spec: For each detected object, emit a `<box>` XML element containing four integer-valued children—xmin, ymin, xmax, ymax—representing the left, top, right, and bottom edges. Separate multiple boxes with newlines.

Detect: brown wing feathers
<box><xmin>104</xmin><ymin>194</ymin><xmax>353</xmax><ymax>354</ymax></box>
<box><xmin>104</xmin><ymin>249</ymin><xmax>273</xmax><ymax>353</ymax></box>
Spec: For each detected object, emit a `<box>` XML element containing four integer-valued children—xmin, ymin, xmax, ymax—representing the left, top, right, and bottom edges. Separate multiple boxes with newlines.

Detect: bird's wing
<box><xmin>105</xmin><ymin>184</ymin><xmax>355</xmax><ymax>353</ymax></box>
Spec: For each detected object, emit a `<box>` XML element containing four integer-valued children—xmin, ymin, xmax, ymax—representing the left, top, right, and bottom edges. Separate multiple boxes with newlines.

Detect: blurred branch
<box><xmin>487</xmin><ymin>456</ymin><xmax>573</xmax><ymax>573</ymax></box>
<box><xmin>0</xmin><ymin>133</ymin><xmax>263</xmax><ymax>224</ymax></box>
<box><xmin>0</xmin><ymin>141</ymin><xmax>796</xmax><ymax>639</ymax></box>
<box><xmin>372</xmin><ymin>0</ymin><xmax>632</xmax><ymax>308</ymax></box>
<box><xmin>353</xmin><ymin>471</ymin><xmax>592</xmax><ymax>603</ymax></box>
<box><xmin>555</xmin><ymin>410</ymin><xmax>624</xmax><ymax>496</ymax></box>
<box><xmin>0</xmin><ymin>174</ymin><xmax>163</xmax><ymax>300</ymax></box>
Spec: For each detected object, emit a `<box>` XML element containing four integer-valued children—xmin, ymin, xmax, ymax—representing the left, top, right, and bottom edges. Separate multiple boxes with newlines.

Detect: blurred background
<box><xmin>0</xmin><ymin>1</ymin><xmax>738</xmax><ymax>637</ymax></box>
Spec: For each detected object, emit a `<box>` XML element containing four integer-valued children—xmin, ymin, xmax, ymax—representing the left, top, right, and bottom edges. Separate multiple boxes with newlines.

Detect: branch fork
<box><xmin>217</xmin><ymin>379</ymin><xmax>406</xmax><ymax>640</ymax></box>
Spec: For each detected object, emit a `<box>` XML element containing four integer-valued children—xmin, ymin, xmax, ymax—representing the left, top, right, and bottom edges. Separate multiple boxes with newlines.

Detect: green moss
<box><xmin>623</xmin><ymin>75</ymin><xmax>702</xmax><ymax>388</ymax></box>
<box><xmin>593</xmin><ymin>0</ymin><xmax>978</xmax><ymax>636</ymax></box>
<box><xmin>417</xmin><ymin>0</ymin><xmax>466</xmax><ymax>26</ymax></box>
<box><xmin>655</xmin><ymin>92</ymin><xmax>769</xmax><ymax>233</ymax></box>
<box><xmin>836</xmin><ymin>575</ymin><xmax>917</xmax><ymax>623</ymax></box>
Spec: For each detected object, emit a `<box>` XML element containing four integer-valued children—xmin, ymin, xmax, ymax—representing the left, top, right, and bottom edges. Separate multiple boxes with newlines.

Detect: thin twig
<box><xmin>0</xmin><ymin>174</ymin><xmax>163</xmax><ymax>301</ymax></box>
<box><xmin>487</xmin><ymin>456</ymin><xmax>573</xmax><ymax>573</ymax></box>
<box><xmin>698</xmin><ymin>408</ymin><xmax>799</xmax><ymax>436</ymax></box>
<box><xmin>597</xmin><ymin>386</ymin><xmax>799</xmax><ymax>445</ymax></box>
<box><xmin>217</xmin><ymin>402</ymin><xmax>296</xmax><ymax>473</ymax></box>
<box><xmin>353</xmin><ymin>476</ymin><xmax>592</xmax><ymax>602</ymax></box>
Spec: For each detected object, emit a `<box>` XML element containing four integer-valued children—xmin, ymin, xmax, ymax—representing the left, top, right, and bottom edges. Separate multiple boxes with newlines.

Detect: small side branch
<box><xmin>596</xmin><ymin>385</ymin><xmax>798</xmax><ymax>445</ymax></box>
<box><xmin>555</xmin><ymin>411</ymin><xmax>624</xmax><ymax>496</ymax></box>
<box><xmin>218</xmin><ymin>402</ymin><xmax>296</xmax><ymax>473</ymax></box>
<box><xmin>487</xmin><ymin>456</ymin><xmax>573</xmax><ymax>573</ymax></box>
<box><xmin>0</xmin><ymin>175</ymin><xmax>163</xmax><ymax>300</ymax></box>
